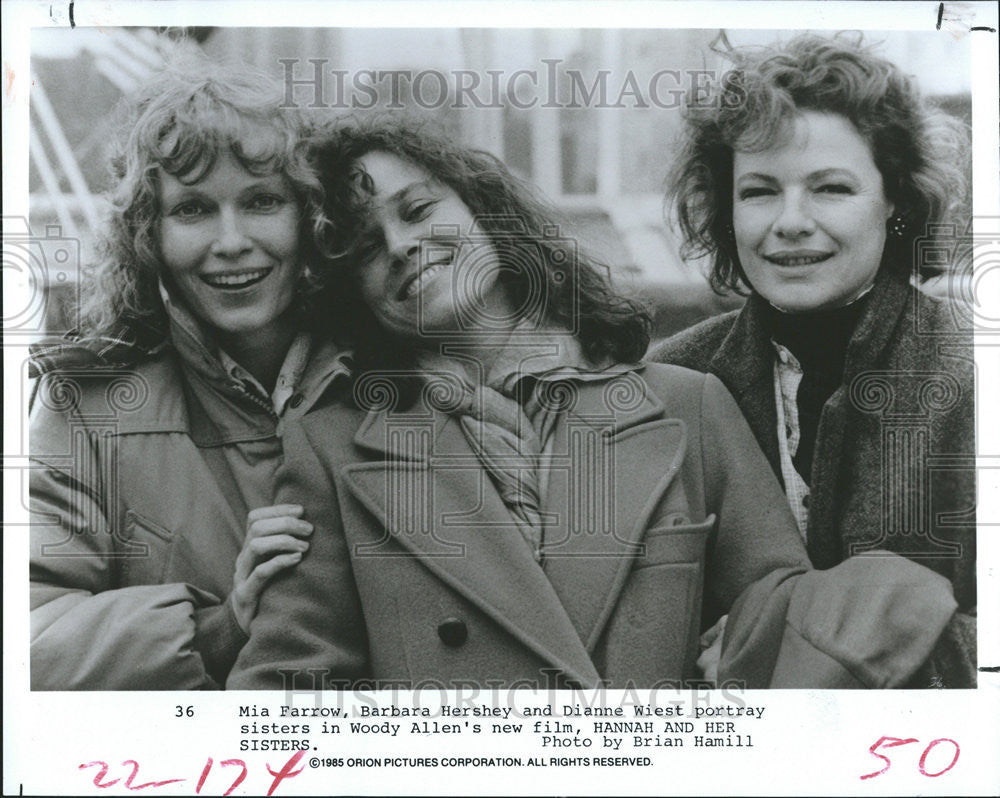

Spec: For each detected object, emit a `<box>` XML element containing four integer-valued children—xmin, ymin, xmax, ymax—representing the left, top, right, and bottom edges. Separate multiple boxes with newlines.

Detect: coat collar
<box><xmin>341</xmin><ymin>365</ymin><xmax>686</xmax><ymax>686</ymax></box>
<box><xmin>351</xmin><ymin>364</ymin><xmax>661</xmax><ymax>458</ymax></box>
<box><xmin>706</xmin><ymin>293</ymin><xmax>782</xmax><ymax>471</ymax></box>
<box><xmin>708</xmin><ymin>266</ymin><xmax>913</xmax><ymax>477</ymax></box>
<box><xmin>157</xmin><ymin>284</ymin><xmax>352</xmax><ymax>443</ymax></box>
<box><xmin>841</xmin><ymin>266</ymin><xmax>912</xmax><ymax>380</ymax></box>
<box><xmin>716</xmin><ymin>265</ymin><xmax>912</xmax><ymax>387</ymax></box>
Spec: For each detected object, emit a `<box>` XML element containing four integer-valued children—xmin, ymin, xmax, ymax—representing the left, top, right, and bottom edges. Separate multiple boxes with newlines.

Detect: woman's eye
<box><xmin>247</xmin><ymin>194</ymin><xmax>285</xmax><ymax>212</ymax></box>
<box><xmin>402</xmin><ymin>200</ymin><xmax>436</xmax><ymax>222</ymax></box>
<box><xmin>171</xmin><ymin>201</ymin><xmax>209</xmax><ymax>219</ymax></box>
<box><xmin>817</xmin><ymin>183</ymin><xmax>853</xmax><ymax>195</ymax></box>
<box><xmin>353</xmin><ymin>232</ymin><xmax>384</xmax><ymax>264</ymax></box>
<box><xmin>738</xmin><ymin>187</ymin><xmax>774</xmax><ymax>200</ymax></box>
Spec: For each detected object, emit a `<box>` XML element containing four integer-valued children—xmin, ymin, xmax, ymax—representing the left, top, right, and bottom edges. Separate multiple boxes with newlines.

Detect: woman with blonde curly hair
<box><xmin>651</xmin><ymin>33</ymin><xmax>976</xmax><ymax>685</ymax></box>
<box><xmin>29</xmin><ymin>59</ymin><xmax>352</xmax><ymax>689</ymax></box>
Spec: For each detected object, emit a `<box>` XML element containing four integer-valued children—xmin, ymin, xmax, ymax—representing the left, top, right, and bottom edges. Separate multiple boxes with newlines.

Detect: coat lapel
<box><xmin>539</xmin><ymin>369</ymin><xmax>688</xmax><ymax>650</ymax></box>
<box><xmin>708</xmin><ymin>297</ymin><xmax>782</xmax><ymax>480</ymax></box>
<box><xmin>344</xmin><ymin>401</ymin><xmax>602</xmax><ymax>687</ymax></box>
<box><xmin>806</xmin><ymin>268</ymin><xmax>911</xmax><ymax>567</ymax></box>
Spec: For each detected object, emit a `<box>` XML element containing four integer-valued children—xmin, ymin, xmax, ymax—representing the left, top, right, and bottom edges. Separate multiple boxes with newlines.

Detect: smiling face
<box><xmin>157</xmin><ymin>151</ymin><xmax>303</xmax><ymax>346</ymax></box>
<box><xmin>349</xmin><ymin>151</ymin><xmax>511</xmax><ymax>341</ymax></box>
<box><xmin>732</xmin><ymin>111</ymin><xmax>895</xmax><ymax>313</ymax></box>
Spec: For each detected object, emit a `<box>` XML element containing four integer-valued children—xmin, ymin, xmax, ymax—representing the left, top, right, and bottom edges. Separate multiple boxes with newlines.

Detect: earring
<box><xmin>887</xmin><ymin>215</ymin><xmax>907</xmax><ymax>237</ymax></box>
<box><xmin>724</xmin><ymin>222</ymin><xmax>735</xmax><ymax>238</ymax></box>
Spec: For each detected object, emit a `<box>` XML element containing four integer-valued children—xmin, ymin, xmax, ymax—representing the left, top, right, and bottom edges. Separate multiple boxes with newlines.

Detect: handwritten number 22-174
<box><xmin>861</xmin><ymin>737</ymin><xmax>960</xmax><ymax>780</ymax></box>
<box><xmin>80</xmin><ymin>750</ymin><xmax>305</xmax><ymax>795</ymax></box>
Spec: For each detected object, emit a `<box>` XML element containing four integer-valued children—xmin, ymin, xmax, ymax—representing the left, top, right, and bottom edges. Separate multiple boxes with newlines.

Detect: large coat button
<box><xmin>437</xmin><ymin>617</ymin><xmax>468</xmax><ymax>647</ymax></box>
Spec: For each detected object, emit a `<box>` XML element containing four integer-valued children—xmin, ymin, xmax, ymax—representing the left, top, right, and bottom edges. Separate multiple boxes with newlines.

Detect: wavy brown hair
<box><xmin>667</xmin><ymin>32</ymin><xmax>971</xmax><ymax>294</ymax></box>
<box><xmin>315</xmin><ymin>115</ymin><xmax>651</xmax><ymax>377</ymax></box>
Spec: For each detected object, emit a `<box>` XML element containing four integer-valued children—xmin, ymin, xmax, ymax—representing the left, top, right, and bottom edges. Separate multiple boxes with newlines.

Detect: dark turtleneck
<box><xmin>763</xmin><ymin>296</ymin><xmax>869</xmax><ymax>482</ymax></box>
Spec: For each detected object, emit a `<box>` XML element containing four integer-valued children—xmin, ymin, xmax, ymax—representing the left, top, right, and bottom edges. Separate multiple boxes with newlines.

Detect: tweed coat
<box><xmin>650</xmin><ymin>266</ymin><xmax>976</xmax><ymax>684</ymax></box>
<box><xmin>229</xmin><ymin>362</ymin><xmax>956</xmax><ymax>690</ymax></box>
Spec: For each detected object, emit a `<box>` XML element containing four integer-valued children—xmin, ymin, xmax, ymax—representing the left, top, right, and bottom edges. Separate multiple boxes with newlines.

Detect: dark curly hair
<box><xmin>314</xmin><ymin>115</ymin><xmax>650</xmax><ymax>379</ymax></box>
<box><xmin>79</xmin><ymin>55</ymin><xmax>330</xmax><ymax>351</ymax></box>
<box><xmin>667</xmin><ymin>32</ymin><xmax>970</xmax><ymax>294</ymax></box>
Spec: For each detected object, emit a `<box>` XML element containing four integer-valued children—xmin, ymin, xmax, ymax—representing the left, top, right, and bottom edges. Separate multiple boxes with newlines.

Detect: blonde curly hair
<box><xmin>80</xmin><ymin>55</ymin><xmax>330</xmax><ymax>347</ymax></box>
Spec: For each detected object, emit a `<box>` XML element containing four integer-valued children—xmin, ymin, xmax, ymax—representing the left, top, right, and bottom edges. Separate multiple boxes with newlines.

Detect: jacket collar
<box><xmin>103</xmin><ymin>288</ymin><xmax>352</xmax><ymax>443</ymax></box>
<box><xmin>841</xmin><ymin>266</ymin><xmax>911</xmax><ymax>381</ymax></box>
<box><xmin>717</xmin><ymin>265</ymin><xmax>912</xmax><ymax>387</ymax></box>
<box><xmin>341</xmin><ymin>365</ymin><xmax>686</xmax><ymax>686</ymax></box>
<box><xmin>351</xmin><ymin>364</ymin><xmax>660</xmax><ymax>459</ymax></box>
<box><xmin>708</xmin><ymin>266</ymin><xmax>912</xmax><ymax>475</ymax></box>
<box><xmin>706</xmin><ymin>293</ymin><xmax>782</xmax><ymax>470</ymax></box>
<box><xmin>415</xmin><ymin>323</ymin><xmax>606</xmax><ymax>395</ymax></box>
<box><xmin>161</xmin><ymin>284</ymin><xmax>262</xmax><ymax>403</ymax></box>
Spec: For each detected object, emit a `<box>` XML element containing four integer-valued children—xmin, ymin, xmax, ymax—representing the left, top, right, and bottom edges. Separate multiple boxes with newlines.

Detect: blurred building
<box><xmin>27</xmin><ymin>26</ymin><xmax>972</xmax><ymax>338</ymax></box>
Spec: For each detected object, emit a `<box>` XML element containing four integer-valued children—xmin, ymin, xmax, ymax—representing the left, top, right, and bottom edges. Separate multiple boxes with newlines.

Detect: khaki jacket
<box><xmin>29</xmin><ymin>319</ymin><xmax>349</xmax><ymax>690</ymax></box>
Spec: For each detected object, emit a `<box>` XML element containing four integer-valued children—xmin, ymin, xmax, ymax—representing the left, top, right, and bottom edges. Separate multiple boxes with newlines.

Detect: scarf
<box><xmin>764</xmin><ymin>297</ymin><xmax>869</xmax><ymax>481</ymax></box>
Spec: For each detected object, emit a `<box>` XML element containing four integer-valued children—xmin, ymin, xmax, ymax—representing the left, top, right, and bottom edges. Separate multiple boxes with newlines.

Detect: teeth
<box><xmin>404</xmin><ymin>260</ymin><xmax>451</xmax><ymax>299</ymax></box>
<box><xmin>769</xmin><ymin>255</ymin><xmax>830</xmax><ymax>266</ymax></box>
<box><xmin>203</xmin><ymin>269</ymin><xmax>271</xmax><ymax>288</ymax></box>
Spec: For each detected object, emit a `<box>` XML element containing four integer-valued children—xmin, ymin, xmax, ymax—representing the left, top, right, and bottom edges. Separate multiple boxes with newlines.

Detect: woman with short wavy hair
<box><xmin>651</xmin><ymin>33</ymin><xmax>976</xmax><ymax>685</ymax></box>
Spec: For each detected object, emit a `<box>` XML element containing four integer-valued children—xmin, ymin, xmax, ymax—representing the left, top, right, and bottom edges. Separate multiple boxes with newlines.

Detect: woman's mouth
<box><xmin>201</xmin><ymin>268</ymin><xmax>273</xmax><ymax>290</ymax></box>
<box><xmin>397</xmin><ymin>257</ymin><xmax>453</xmax><ymax>300</ymax></box>
<box><xmin>763</xmin><ymin>251</ymin><xmax>834</xmax><ymax>267</ymax></box>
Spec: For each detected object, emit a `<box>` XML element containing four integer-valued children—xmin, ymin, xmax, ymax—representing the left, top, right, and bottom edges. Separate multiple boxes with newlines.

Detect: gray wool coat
<box><xmin>229</xmin><ymin>363</ymin><xmax>957</xmax><ymax>691</ymax></box>
<box><xmin>649</xmin><ymin>266</ymin><xmax>977</xmax><ymax>685</ymax></box>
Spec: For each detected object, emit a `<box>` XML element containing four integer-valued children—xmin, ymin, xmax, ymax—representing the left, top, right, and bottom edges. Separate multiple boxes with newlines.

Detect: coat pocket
<box><xmin>119</xmin><ymin>510</ymin><xmax>177</xmax><ymax>586</ymax></box>
<box><xmin>635</xmin><ymin>514</ymin><xmax>715</xmax><ymax>568</ymax></box>
<box><xmin>598</xmin><ymin>515</ymin><xmax>715</xmax><ymax>686</ymax></box>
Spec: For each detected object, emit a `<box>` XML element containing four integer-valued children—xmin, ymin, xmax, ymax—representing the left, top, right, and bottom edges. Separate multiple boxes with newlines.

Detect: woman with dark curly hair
<box><xmin>229</xmin><ymin>116</ymin><xmax>958</xmax><ymax>691</ymax></box>
<box><xmin>29</xmin><ymin>59</ymin><xmax>353</xmax><ymax>689</ymax></box>
<box><xmin>650</xmin><ymin>33</ymin><xmax>976</xmax><ymax>685</ymax></box>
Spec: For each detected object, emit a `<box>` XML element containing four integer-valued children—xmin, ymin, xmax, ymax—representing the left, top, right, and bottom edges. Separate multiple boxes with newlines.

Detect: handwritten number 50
<box><xmin>861</xmin><ymin>736</ymin><xmax>960</xmax><ymax>780</ymax></box>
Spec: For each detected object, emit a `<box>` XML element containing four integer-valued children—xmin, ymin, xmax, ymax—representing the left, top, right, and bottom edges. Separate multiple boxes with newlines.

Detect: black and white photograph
<box><xmin>3</xmin><ymin>1</ymin><xmax>998</xmax><ymax>795</ymax></box>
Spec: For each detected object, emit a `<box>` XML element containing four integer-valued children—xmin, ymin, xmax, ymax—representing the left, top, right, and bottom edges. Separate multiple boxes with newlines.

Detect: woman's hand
<box><xmin>232</xmin><ymin>504</ymin><xmax>313</xmax><ymax>633</ymax></box>
<box><xmin>697</xmin><ymin>614</ymin><xmax>728</xmax><ymax>686</ymax></box>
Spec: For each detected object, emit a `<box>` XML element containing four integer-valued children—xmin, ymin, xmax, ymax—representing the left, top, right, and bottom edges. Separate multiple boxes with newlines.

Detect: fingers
<box><xmin>244</xmin><ymin>551</ymin><xmax>304</xmax><ymax>597</ymax></box>
<box><xmin>696</xmin><ymin>645</ymin><xmax>721</xmax><ymax>685</ymax></box>
<box><xmin>235</xmin><ymin>533</ymin><xmax>310</xmax><ymax>583</ymax></box>
<box><xmin>246</xmin><ymin>506</ymin><xmax>313</xmax><ymax>542</ymax></box>
<box><xmin>247</xmin><ymin>515</ymin><xmax>314</xmax><ymax>540</ymax></box>
<box><xmin>697</xmin><ymin>614</ymin><xmax>727</xmax><ymax>686</ymax></box>
<box><xmin>699</xmin><ymin>613</ymin><xmax>728</xmax><ymax>650</ymax></box>
<box><xmin>247</xmin><ymin>504</ymin><xmax>304</xmax><ymax>523</ymax></box>
<box><xmin>249</xmin><ymin>533</ymin><xmax>310</xmax><ymax>559</ymax></box>
<box><xmin>232</xmin><ymin>551</ymin><xmax>304</xmax><ymax>633</ymax></box>
<box><xmin>232</xmin><ymin>505</ymin><xmax>313</xmax><ymax>631</ymax></box>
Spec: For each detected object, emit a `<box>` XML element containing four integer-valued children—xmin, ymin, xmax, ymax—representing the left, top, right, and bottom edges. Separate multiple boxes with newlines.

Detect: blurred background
<box><xmin>27</xmin><ymin>26</ymin><xmax>972</xmax><ymax>343</ymax></box>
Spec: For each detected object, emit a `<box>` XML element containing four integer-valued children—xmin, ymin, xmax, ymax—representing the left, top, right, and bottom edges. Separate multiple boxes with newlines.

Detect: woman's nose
<box><xmin>383</xmin><ymin>221</ymin><xmax>419</xmax><ymax>267</ymax></box>
<box><xmin>772</xmin><ymin>192</ymin><xmax>816</xmax><ymax>239</ymax></box>
<box><xmin>211</xmin><ymin>206</ymin><xmax>253</xmax><ymax>257</ymax></box>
